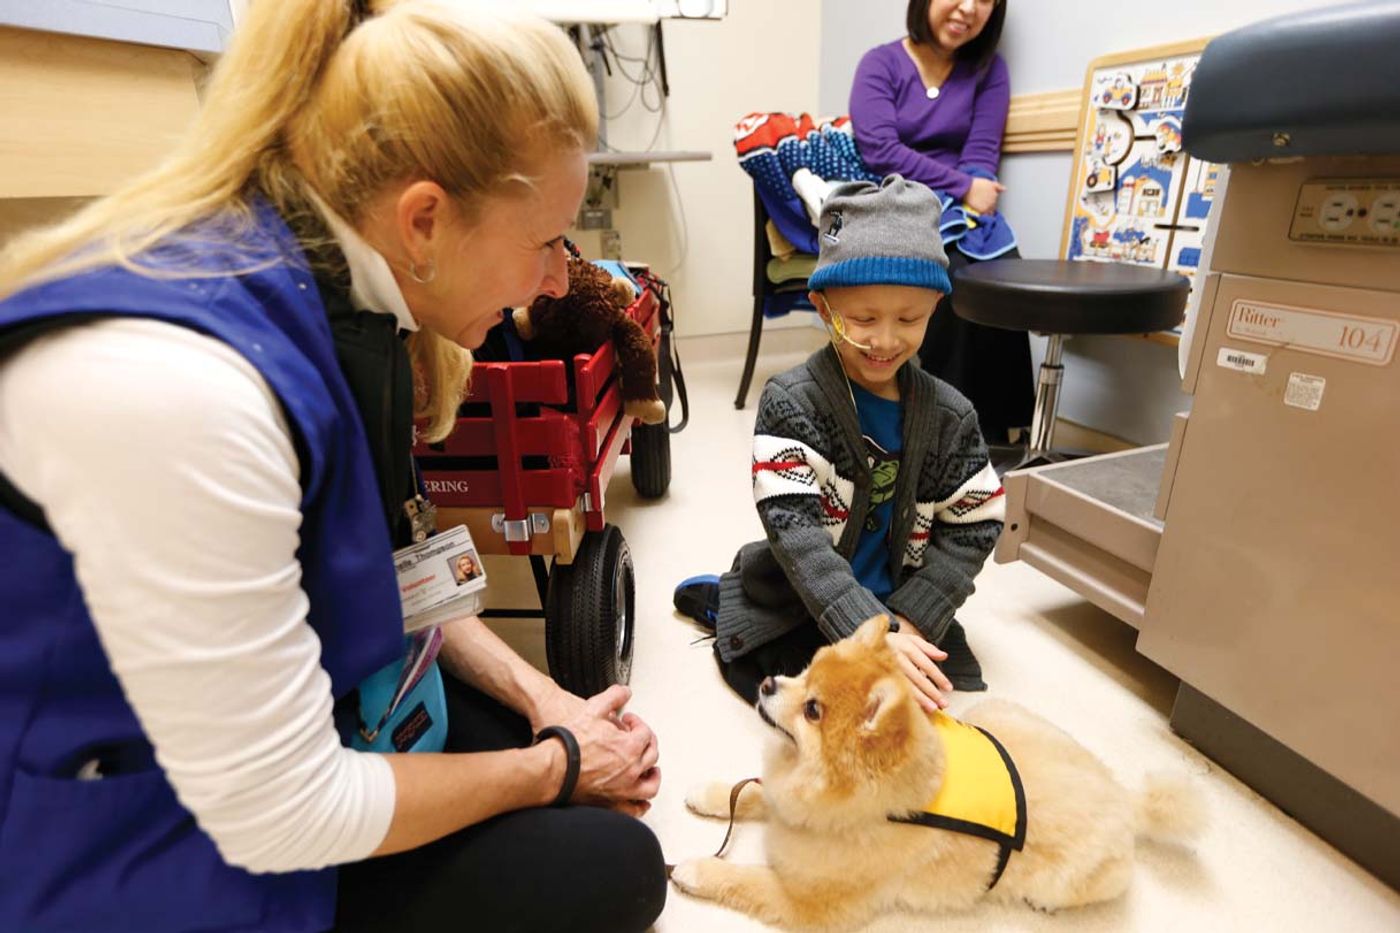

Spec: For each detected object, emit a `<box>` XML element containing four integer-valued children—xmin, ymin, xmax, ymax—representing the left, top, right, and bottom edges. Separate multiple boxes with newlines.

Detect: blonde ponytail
<box><xmin>0</xmin><ymin>0</ymin><xmax>598</xmax><ymax>442</ymax></box>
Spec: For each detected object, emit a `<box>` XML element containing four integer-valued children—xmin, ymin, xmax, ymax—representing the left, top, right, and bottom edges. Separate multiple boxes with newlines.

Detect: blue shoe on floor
<box><xmin>673</xmin><ymin>574</ymin><xmax>720</xmax><ymax>629</ymax></box>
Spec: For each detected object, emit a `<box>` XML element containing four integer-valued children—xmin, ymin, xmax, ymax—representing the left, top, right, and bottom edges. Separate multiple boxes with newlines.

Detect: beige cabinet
<box><xmin>0</xmin><ymin>25</ymin><xmax>200</xmax><ymax>231</ymax></box>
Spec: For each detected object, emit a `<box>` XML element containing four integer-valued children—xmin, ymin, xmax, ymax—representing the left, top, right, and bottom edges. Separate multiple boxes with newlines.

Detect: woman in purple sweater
<box><xmin>850</xmin><ymin>0</ymin><xmax>1032</xmax><ymax>444</ymax></box>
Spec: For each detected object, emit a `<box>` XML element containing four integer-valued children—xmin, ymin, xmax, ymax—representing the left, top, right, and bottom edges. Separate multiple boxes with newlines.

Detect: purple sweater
<box><xmin>849</xmin><ymin>39</ymin><xmax>1010</xmax><ymax>201</ymax></box>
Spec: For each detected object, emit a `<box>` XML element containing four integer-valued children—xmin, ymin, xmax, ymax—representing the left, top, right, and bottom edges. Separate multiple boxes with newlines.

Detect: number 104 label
<box><xmin>1227</xmin><ymin>300</ymin><xmax>1396</xmax><ymax>366</ymax></box>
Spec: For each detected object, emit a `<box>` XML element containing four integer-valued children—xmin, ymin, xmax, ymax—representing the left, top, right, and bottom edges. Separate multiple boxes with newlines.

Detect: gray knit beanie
<box><xmin>806</xmin><ymin>174</ymin><xmax>952</xmax><ymax>294</ymax></box>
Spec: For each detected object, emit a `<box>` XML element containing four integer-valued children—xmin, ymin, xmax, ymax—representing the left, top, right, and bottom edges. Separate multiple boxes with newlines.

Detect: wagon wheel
<box><xmin>629</xmin><ymin>420</ymin><xmax>671</xmax><ymax>499</ymax></box>
<box><xmin>544</xmin><ymin>524</ymin><xmax>635</xmax><ymax>696</ymax></box>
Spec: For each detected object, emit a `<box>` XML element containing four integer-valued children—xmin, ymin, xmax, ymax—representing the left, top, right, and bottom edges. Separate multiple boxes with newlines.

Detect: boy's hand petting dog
<box><xmin>551</xmin><ymin>684</ymin><xmax>662</xmax><ymax>817</ymax></box>
<box><xmin>887</xmin><ymin>616</ymin><xmax>953</xmax><ymax>711</ymax></box>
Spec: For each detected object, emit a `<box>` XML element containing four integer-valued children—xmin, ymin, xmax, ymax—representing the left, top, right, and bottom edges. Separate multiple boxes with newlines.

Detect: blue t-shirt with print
<box><xmin>849</xmin><ymin>383</ymin><xmax>903</xmax><ymax>602</ymax></box>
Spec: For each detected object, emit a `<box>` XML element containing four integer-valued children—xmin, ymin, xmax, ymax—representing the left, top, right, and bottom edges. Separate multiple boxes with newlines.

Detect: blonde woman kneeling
<box><xmin>0</xmin><ymin>3</ymin><xmax>664</xmax><ymax>931</ymax></box>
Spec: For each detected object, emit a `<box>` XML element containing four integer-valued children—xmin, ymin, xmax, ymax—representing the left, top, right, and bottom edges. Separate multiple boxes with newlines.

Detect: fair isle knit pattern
<box><xmin>716</xmin><ymin>347</ymin><xmax>1004</xmax><ymax>662</ymax></box>
<box><xmin>752</xmin><ymin>435</ymin><xmax>854</xmax><ymax>546</ymax></box>
<box><xmin>908</xmin><ymin>461</ymin><xmax>1006</xmax><ymax>566</ymax></box>
<box><xmin>755</xmin><ymin>436</ymin><xmax>1004</xmax><ymax>566</ymax></box>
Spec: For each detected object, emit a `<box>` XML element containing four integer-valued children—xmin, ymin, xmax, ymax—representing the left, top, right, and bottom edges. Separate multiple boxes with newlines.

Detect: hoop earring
<box><xmin>409</xmin><ymin>259</ymin><xmax>436</xmax><ymax>285</ymax></box>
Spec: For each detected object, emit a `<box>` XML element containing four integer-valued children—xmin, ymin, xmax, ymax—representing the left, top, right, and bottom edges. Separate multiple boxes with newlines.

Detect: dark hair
<box><xmin>905</xmin><ymin>0</ymin><xmax>1007</xmax><ymax>74</ymax></box>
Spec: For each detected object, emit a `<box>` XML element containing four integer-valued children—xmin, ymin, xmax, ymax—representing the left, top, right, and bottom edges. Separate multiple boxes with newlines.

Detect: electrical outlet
<box><xmin>1291</xmin><ymin>179</ymin><xmax>1400</xmax><ymax>246</ymax></box>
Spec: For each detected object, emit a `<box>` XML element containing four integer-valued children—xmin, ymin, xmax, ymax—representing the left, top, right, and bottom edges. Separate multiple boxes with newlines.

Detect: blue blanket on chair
<box><xmin>734</xmin><ymin>112</ymin><xmax>1017</xmax><ymax>267</ymax></box>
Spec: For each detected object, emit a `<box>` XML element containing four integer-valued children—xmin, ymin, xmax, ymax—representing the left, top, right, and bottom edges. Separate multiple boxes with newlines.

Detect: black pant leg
<box><xmin>714</xmin><ymin>623</ymin><xmax>828</xmax><ymax>705</ymax></box>
<box><xmin>334</xmin><ymin>675</ymin><xmax>667</xmax><ymax>933</ymax></box>
<box><xmin>335</xmin><ymin>806</ymin><xmax>666</xmax><ymax>933</ymax></box>
<box><xmin>439</xmin><ymin>670</ymin><xmax>534</xmax><ymax>753</ymax></box>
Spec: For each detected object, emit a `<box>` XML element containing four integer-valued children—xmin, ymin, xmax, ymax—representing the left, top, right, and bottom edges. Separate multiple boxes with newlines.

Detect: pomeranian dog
<box><xmin>672</xmin><ymin>616</ymin><xmax>1204</xmax><ymax>929</ymax></box>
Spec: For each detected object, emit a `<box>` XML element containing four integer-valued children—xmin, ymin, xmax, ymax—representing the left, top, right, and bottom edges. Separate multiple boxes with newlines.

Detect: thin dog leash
<box><xmin>664</xmin><ymin>777</ymin><xmax>762</xmax><ymax>879</ymax></box>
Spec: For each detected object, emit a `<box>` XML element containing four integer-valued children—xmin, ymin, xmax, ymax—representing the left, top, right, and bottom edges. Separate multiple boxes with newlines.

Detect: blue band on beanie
<box><xmin>807</xmin><ymin>255</ymin><xmax>952</xmax><ymax>295</ymax></box>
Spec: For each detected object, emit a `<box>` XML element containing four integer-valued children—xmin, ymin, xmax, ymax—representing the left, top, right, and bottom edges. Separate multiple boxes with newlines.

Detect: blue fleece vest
<box><xmin>0</xmin><ymin>206</ymin><xmax>405</xmax><ymax>932</ymax></box>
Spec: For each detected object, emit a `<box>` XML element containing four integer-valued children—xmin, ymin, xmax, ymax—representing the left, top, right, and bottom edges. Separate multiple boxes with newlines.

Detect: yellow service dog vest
<box><xmin>888</xmin><ymin>711</ymin><xmax>1027</xmax><ymax>889</ymax></box>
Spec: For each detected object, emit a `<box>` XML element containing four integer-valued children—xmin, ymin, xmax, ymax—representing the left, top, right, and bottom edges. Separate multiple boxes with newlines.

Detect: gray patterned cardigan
<box><xmin>716</xmin><ymin>347</ymin><xmax>1005</xmax><ymax>662</ymax></box>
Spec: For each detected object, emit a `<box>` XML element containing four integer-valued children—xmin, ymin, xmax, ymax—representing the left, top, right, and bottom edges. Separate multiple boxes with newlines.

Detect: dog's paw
<box><xmin>686</xmin><ymin>779</ymin><xmax>767</xmax><ymax>820</ymax></box>
<box><xmin>685</xmin><ymin>781</ymin><xmax>737</xmax><ymax>818</ymax></box>
<box><xmin>670</xmin><ymin>857</ymin><xmax>723</xmax><ymax>899</ymax></box>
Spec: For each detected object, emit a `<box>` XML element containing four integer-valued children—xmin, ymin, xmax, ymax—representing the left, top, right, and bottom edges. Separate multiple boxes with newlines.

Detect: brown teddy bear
<box><xmin>512</xmin><ymin>255</ymin><xmax>666</xmax><ymax>425</ymax></box>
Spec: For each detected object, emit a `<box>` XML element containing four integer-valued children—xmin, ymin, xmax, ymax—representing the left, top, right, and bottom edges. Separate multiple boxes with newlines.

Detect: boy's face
<box><xmin>812</xmin><ymin>284</ymin><xmax>940</xmax><ymax>399</ymax></box>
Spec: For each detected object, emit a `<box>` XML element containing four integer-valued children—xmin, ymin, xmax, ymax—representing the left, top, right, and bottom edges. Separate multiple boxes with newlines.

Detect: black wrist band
<box><xmin>534</xmin><ymin>725</ymin><xmax>580</xmax><ymax>807</ymax></box>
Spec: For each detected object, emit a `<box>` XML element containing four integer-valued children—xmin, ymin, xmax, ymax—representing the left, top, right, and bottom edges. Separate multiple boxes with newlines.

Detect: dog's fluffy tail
<box><xmin>1133</xmin><ymin>771</ymin><xmax>1206</xmax><ymax>845</ymax></box>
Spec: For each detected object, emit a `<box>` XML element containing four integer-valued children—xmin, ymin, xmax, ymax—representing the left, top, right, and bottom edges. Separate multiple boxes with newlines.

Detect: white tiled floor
<box><xmin>484</xmin><ymin>332</ymin><xmax>1400</xmax><ymax>933</ymax></box>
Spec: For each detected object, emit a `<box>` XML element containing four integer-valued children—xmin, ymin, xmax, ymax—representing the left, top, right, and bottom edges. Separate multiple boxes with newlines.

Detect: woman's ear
<box><xmin>394</xmin><ymin>180</ymin><xmax>453</xmax><ymax>267</ymax></box>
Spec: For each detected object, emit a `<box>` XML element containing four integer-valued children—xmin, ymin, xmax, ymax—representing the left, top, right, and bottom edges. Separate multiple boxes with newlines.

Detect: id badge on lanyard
<box><xmin>353</xmin><ymin>492</ymin><xmax>490</xmax><ymax>753</ymax></box>
<box><xmin>393</xmin><ymin>521</ymin><xmax>487</xmax><ymax>634</ymax></box>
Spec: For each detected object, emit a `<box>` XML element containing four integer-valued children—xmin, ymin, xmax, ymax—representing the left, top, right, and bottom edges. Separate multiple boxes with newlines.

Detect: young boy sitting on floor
<box><xmin>675</xmin><ymin>175</ymin><xmax>1005</xmax><ymax>710</ymax></box>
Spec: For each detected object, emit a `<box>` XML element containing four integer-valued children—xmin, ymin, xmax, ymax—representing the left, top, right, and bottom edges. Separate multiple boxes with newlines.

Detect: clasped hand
<box><xmin>965</xmin><ymin>177</ymin><xmax>1006</xmax><ymax>215</ymax></box>
<box><xmin>532</xmin><ymin>684</ymin><xmax>660</xmax><ymax>817</ymax></box>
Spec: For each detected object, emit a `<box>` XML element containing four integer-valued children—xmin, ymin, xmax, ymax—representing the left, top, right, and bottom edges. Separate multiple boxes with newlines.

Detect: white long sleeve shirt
<box><xmin>0</xmin><ymin>206</ymin><xmax>418</xmax><ymax>873</ymax></box>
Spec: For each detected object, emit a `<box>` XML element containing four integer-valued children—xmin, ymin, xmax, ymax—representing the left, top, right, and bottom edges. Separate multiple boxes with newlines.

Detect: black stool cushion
<box><xmin>951</xmin><ymin>260</ymin><xmax>1189</xmax><ymax>335</ymax></box>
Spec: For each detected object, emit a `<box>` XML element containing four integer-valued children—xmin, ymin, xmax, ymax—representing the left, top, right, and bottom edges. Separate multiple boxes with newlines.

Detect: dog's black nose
<box><xmin>759</xmin><ymin>677</ymin><xmax>776</xmax><ymax>696</ymax></box>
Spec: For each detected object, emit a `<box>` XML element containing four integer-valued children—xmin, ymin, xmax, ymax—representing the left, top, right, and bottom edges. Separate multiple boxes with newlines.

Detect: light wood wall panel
<box><xmin>1004</xmin><ymin>88</ymin><xmax>1080</xmax><ymax>153</ymax></box>
<box><xmin>0</xmin><ymin>26</ymin><xmax>200</xmax><ymax>199</ymax></box>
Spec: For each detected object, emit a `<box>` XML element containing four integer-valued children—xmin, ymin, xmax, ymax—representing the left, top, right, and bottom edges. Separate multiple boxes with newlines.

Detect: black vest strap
<box><xmin>288</xmin><ymin>204</ymin><xmax>419</xmax><ymax>551</ymax></box>
<box><xmin>318</xmin><ymin>284</ymin><xmax>417</xmax><ymax>547</ymax></box>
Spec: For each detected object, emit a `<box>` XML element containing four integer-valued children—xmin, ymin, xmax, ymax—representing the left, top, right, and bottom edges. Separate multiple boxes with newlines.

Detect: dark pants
<box><xmin>715</xmin><ymin>619</ymin><xmax>987</xmax><ymax>705</ymax></box>
<box><xmin>921</xmin><ymin>245</ymin><xmax>1034</xmax><ymax>444</ymax></box>
<box><xmin>334</xmin><ymin>676</ymin><xmax>667</xmax><ymax>933</ymax></box>
<box><xmin>715</xmin><ymin>624</ymin><xmax>828</xmax><ymax>705</ymax></box>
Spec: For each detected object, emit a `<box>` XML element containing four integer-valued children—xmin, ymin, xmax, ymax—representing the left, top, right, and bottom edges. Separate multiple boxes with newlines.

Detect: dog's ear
<box><xmin>855</xmin><ymin>615</ymin><xmax>891</xmax><ymax>650</ymax></box>
<box><xmin>860</xmin><ymin>677</ymin><xmax>901</xmax><ymax>733</ymax></box>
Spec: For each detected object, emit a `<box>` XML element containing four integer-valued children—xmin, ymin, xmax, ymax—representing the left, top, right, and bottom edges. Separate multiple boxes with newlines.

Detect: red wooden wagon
<box><xmin>412</xmin><ymin>273</ymin><xmax>672</xmax><ymax>696</ymax></box>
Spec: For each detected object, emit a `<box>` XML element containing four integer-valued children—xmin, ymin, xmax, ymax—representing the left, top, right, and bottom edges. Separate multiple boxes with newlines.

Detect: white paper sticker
<box><xmin>1216</xmin><ymin>347</ymin><xmax>1268</xmax><ymax>375</ymax></box>
<box><xmin>1284</xmin><ymin>373</ymin><xmax>1326</xmax><ymax>411</ymax></box>
<box><xmin>394</xmin><ymin>524</ymin><xmax>487</xmax><ymax>633</ymax></box>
